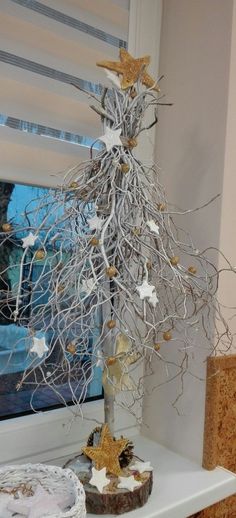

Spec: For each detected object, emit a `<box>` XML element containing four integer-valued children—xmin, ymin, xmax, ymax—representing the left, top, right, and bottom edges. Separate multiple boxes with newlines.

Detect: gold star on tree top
<box><xmin>97</xmin><ymin>48</ymin><xmax>160</xmax><ymax>92</ymax></box>
<box><xmin>82</xmin><ymin>424</ymin><xmax>128</xmax><ymax>476</ymax></box>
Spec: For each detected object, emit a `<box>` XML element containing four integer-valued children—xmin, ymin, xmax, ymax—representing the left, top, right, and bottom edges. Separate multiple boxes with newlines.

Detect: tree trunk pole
<box><xmin>104</xmin><ymin>390</ymin><xmax>115</xmax><ymax>435</ymax></box>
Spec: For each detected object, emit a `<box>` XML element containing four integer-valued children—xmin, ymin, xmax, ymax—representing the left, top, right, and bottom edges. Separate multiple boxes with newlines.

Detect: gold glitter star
<box><xmin>97</xmin><ymin>48</ymin><xmax>160</xmax><ymax>92</ymax></box>
<box><xmin>82</xmin><ymin>424</ymin><xmax>128</xmax><ymax>476</ymax></box>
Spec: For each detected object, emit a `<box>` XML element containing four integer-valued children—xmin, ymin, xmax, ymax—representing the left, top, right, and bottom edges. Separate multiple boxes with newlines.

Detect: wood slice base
<box><xmin>64</xmin><ymin>455</ymin><xmax>153</xmax><ymax>515</ymax></box>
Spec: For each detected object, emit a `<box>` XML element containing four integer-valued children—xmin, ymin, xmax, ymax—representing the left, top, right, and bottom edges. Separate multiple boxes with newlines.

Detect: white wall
<box><xmin>143</xmin><ymin>0</ymin><xmax>235</xmax><ymax>463</ymax></box>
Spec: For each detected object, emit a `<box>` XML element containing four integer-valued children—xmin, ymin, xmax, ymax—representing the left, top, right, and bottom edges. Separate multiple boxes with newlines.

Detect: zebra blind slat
<box><xmin>0</xmin><ymin>0</ymin><xmax>129</xmax><ymax>185</ymax></box>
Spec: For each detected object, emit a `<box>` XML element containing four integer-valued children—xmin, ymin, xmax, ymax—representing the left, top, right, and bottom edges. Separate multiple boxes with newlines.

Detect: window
<box><xmin>0</xmin><ymin>0</ymin><xmax>129</xmax><ymax>421</ymax></box>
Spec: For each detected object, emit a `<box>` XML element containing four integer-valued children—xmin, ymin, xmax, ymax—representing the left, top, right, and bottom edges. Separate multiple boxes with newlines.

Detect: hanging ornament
<box><xmin>82</xmin><ymin>424</ymin><xmax>128</xmax><ymax>476</ymax></box>
<box><xmin>66</xmin><ymin>342</ymin><xmax>77</xmax><ymax>355</ymax></box>
<box><xmin>137</xmin><ymin>280</ymin><xmax>155</xmax><ymax>300</ymax></box>
<box><xmin>148</xmin><ymin>291</ymin><xmax>159</xmax><ymax>308</ymax></box>
<box><xmin>88</xmin><ymin>215</ymin><xmax>103</xmax><ymax>231</ymax></box>
<box><xmin>153</xmin><ymin>343</ymin><xmax>161</xmax><ymax>352</ymax></box>
<box><xmin>30</xmin><ymin>336</ymin><xmax>48</xmax><ymax>358</ymax></box>
<box><xmin>106</xmin><ymin>319</ymin><xmax>116</xmax><ymax>329</ymax></box>
<box><xmin>147</xmin><ymin>220</ymin><xmax>160</xmax><ymax>235</ymax></box>
<box><xmin>170</xmin><ymin>256</ymin><xmax>179</xmax><ymax>266</ymax></box>
<box><xmin>22</xmin><ymin>232</ymin><xmax>38</xmax><ymax>249</ymax></box>
<box><xmin>188</xmin><ymin>266</ymin><xmax>197</xmax><ymax>275</ymax></box>
<box><xmin>102</xmin><ymin>333</ymin><xmax>139</xmax><ymax>396</ymax></box>
<box><xmin>105</xmin><ymin>70</ymin><xmax>121</xmax><ymax>89</ymax></box>
<box><xmin>1</xmin><ymin>223</ymin><xmax>12</xmax><ymax>232</ymax></box>
<box><xmin>106</xmin><ymin>266</ymin><xmax>118</xmax><ymax>278</ymax></box>
<box><xmin>120</xmin><ymin>163</ymin><xmax>130</xmax><ymax>174</ymax></box>
<box><xmin>90</xmin><ymin>237</ymin><xmax>100</xmax><ymax>246</ymax></box>
<box><xmin>163</xmin><ymin>331</ymin><xmax>172</xmax><ymax>341</ymax></box>
<box><xmin>69</xmin><ymin>181</ymin><xmax>78</xmax><ymax>189</ymax></box>
<box><xmin>97</xmin><ymin>48</ymin><xmax>160</xmax><ymax>91</ymax></box>
<box><xmin>35</xmin><ymin>249</ymin><xmax>46</xmax><ymax>260</ymax></box>
<box><xmin>98</xmin><ymin>127</ymin><xmax>122</xmax><ymax>152</ymax></box>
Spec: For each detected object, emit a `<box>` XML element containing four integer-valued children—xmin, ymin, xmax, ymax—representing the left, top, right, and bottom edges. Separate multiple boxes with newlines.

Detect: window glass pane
<box><xmin>0</xmin><ymin>180</ymin><xmax>103</xmax><ymax>419</ymax></box>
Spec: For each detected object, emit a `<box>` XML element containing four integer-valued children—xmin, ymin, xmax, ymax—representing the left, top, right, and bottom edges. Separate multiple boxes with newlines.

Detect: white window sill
<box><xmin>55</xmin><ymin>434</ymin><xmax>236</xmax><ymax>518</ymax></box>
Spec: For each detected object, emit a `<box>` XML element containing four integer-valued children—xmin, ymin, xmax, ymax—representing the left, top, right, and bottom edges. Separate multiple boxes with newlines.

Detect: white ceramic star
<box><xmin>105</xmin><ymin>70</ymin><xmax>121</xmax><ymax>88</ymax></box>
<box><xmin>129</xmin><ymin>460</ymin><xmax>153</xmax><ymax>473</ymax></box>
<box><xmin>117</xmin><ymin>475</ymin><xmax>142</xmax><ymax>492</ymax></box>
<box><xmin>81</xmin><ymin>278</ymin><xmax>96</xmax><ymax>295</ymax></box>
<box><xmin>88</xmin><ymin>215</ymin><xmax>103</xmax><ymax>231</ymax></box>
<box><xmin>137</xmin><ymin>280</ymin><xmax>155</xmax><ymax>300</ymax></box>
<box><xmin>148</xmin><ymin>291</ymin><xmax>159</xmax><ymax>308</ymax></box>
<box><xmin>30</xmin><ymin>336</ymin><xmax>48</xmax><ymax>358</ymax></box>
<box><xmin>99</xmin><ymin>126</ymin><xmax>122</xmax><ymax>152</ymax></box>
<box><xmin>22</xmin><ymin>232</ymin><xmax>38</xmax><ymax>248</ymax></box>
<box><xmin>147</xmin><ymin>220</ymin><xmax>160</xmax><ymax>235</ymax></box>
<box><xmin>8</xmin><ymin>485</ymin><xmax>61</xmax><ymax>518</ymax></box>
<box><xmin>89</xmin><ymin>467</ymin><xmax>110</xmax><ymax>493</ymax></box>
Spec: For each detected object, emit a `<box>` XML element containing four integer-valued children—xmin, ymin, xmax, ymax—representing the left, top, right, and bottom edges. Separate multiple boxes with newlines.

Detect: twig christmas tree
<box><xmin>0</xmin><ymin>49</ymin><xmax>234</xmax><ymax>439</ymax></box>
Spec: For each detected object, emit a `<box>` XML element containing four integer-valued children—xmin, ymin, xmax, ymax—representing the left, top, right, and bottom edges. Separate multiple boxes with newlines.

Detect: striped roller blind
<box><xmin>0</xmin><ymin>0</ymin><xmax>129</xmax><ymax>186</ymax></box>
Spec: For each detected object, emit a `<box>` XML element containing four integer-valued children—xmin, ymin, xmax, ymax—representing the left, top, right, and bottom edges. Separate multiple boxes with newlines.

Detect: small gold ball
<box><xmin>107</xmin><ymin>356</ymin><xmax>116</xmax><ymax>366</ymax></box>
<box><xmin>69</xmin><ymin>181</ymin><xmax>78</xmax><ymax>189</ymax></box>
<box><xmin>157</xmin><ymin>203</ymin><xmax>166</xmax><ymax>211</ymax></box>
<box><xmin>2</xmin><ymin>223</ymin><xmax>12</xmax><ymax>232</ymax></box>
<box><xmin>132</xmin><ymin>227</ymin><xmax>141</xmax><ymax>236</ymax></box>
<box><xmin>154</xmin><ymin>343</ymin><xmax>161</xmax><ymax>351</ymax></box>
<box><xmin>120</xmin><ymin>163</ymin><xmax>130</xmax><ymax>174</ymax></box>
<box><xmin>163</xmin><ymin>331</ymin><xmax>172</xmax><ymax>341</ymax></box>
<box><xmin>66</xmin><ymin>343</ymin><xmax>77</xmax><ymax>354</ymax></box>
<box><xmin>170</xmin><ymin>256</ymin><xmax>179</xmax><ymax>266</ymax></box>
<box><xmin>188</xmin><ymin>266</ymin><xmax>197</xmax><ymax>275</ymax></box>
<box><xmin>35</xmin><ymin>249</ymin><xmax>46</xmax><ymax>260</ymax></box>
<box><xmin>146</xmin><ymin>260</ymin><xmax>152</xmax><ymax>270</ymax></box>
<box><xmin>127</xmin><ymin>137</ymin><xmax>138</xmax><ymax>149</ymax></box>
<box><xmin>106</xmin><ymin>266</ymin><xmax>118</xmax><ymax>278</ymax></box>
<box><xmin>90</xmin><ymin>237</ymin><xmax>99</xmax><ymax>246</ymax></box>
<box><xmin>107</xmin><ymin>319</ymin><xmax>116</xmax><ymax>329</ymax></box>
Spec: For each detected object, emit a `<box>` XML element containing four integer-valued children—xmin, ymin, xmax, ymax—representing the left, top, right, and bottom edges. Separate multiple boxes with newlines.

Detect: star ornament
<box><xmin>88</xmin><ymin>215</ymin><xmax>104</xmax><ymax>231</ymax></box>
<box><xmin>137</xmin><ymin>280</ymin><xmax>155</xmax><ymax>300</ymax></box>
<box><xmin>97</xmin><ymin>48</ymin><xmax>160</xmax><ymax>91</ymax></box>
<box><xmin>130</xmin><ymin>460</ymin><xmax>153</xmax><ymax>473</ymax></box>
<box><xmin>22</xmin><ymin>232</ymin><xmax>38</xmax><ymax>248</ymax></box>
<box><xmin>89</xmin><ymin>467</ymin><xmax>110</xmax><ymax>493</ymax></box>
<box><xmin>30</xmin><ymin>335</ymin><xmax>48</xmax><ymax>358</ymax></box>
<box><xmin>147</xmin><ymin>220</ymin><xmax>160</xmax><ymax>235</ymax></box>
<box><xmin>82</xmin><ymin>423</ymin><xmax>128</xmax><ymax>476</ymax></box>
<box><xmin>99</xmin><ymin>126</ymin><xmax>122</xmax><ymax>152</ymax></box>
<box><xmin>118</xmin><ymin>475</ymin><xmax>142</xmax><ymax>492</ymax></box>
<box><xmin>148</xmin><ymin>291</ymin><xmax>159</xmax><ymax>308</ymax></box>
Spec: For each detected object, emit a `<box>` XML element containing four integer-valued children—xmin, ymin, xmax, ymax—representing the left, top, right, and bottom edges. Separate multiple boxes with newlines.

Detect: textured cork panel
<box><xmin>202</xmin><ymin>354</ymin><xmax>236</xmax><ymax>471</ymax></box>
<box><xmin>189</xmin><ymin>494</ymin><xmax>236</xmax><ymax>517</ymax></box>
<box><xmin>190</xmin><ymin>354</ymin><xmax>236</xmax><ymax>518</ymax></box>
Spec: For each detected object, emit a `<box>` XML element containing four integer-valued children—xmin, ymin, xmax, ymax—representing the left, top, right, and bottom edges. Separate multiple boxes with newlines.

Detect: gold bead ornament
<box><xmin>163</xmin><ymin>331</ymin><xmax>172</xmax><ymax>341</ymax></box>
<box><xmin>120</xmin><ymin>163</ymin><xmax>130</xmax><ymax>174</ymax></box>
<box><xmin>35</xmin><ymin>249</ymin><xmax>46</xmax><ymax>260</ymax></box>
<box><xmin>170</xmin><ymin>256</ymin><xmax>179</xmax><ymax>266</ymax></box>
<box><xmin>66</xmin><ymin>343</ymin><xmax>77</xmax><ymax>355</ymax></box>
<box><xmin>157</xmin><ymin>203</ymin><xmax>166</xmax><ymax>211</ymax></box>
<box><xmin>1</xmin><ymin>223</ymin><xmax>12</xmax><ymax>232</ymax></box>
<box><xmin>106</xmin><ymin>266</ymin><xmax>118</xmax><ymax>278</ymax></box>
<box><xmin>188</xmin><ymin>266</ymin><xmax>197</xmax><ymax>275</ymax></box>
<box><xmin>90</xmin><ymin>237</ymin><xmax>100</xmax><ymax>246</ymax></box>
<box><xmin>69</xmin><ymin>181</ymin><xmax>78</xmax><ymax>189</ymax></box>
<box><xmin>107</xmin><ymin>320</ymin><xmax>116</xmax><ymax>329</ymax></box>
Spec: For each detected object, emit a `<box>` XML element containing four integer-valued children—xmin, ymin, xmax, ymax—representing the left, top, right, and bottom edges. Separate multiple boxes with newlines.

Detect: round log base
<box><xmin>64</xmin><ymin>455</ymin><xmax>153</xmax><ymax>515</ymax></box>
